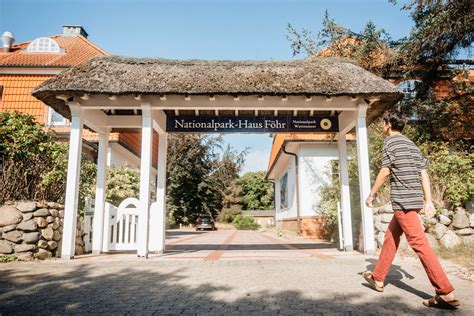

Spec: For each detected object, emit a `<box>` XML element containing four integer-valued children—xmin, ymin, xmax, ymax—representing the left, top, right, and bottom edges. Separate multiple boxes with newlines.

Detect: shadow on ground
<box><xmin>163</xmin><ymin>242</ymin><xmax>337</xmax><ymax>255</ymax></box>
<box><xmin>165</xmin><ymin>230</ymin><xmax>208</xmax><ymax>240</ymax></box>
<box><xmin>0</xmin><ymin>262</ymin><xmax>458</xmax><ymax>315</ymax></box>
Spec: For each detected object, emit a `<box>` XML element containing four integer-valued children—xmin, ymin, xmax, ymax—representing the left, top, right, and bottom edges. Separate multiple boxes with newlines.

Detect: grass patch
<box><xmin>0</xmin><ymin>255</ymin><xmax>18</xmax><ymax>263</ymax></box>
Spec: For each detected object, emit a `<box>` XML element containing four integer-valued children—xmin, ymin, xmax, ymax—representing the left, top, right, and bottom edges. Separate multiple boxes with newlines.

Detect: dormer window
<box><xmin>398</xmin><ymin>79</ymin><xmax>421</xmax><ymax>100</ymax></box>
<box><xmin>26</xmin><ymin>37</ymin><xmax>61</xmax><ymax>53</ymax></box>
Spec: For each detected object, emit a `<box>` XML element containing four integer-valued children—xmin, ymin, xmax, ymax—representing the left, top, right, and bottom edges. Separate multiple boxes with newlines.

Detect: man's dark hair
<box><xmin>383</xmin><ymin>111</ymin><xmax>406</xmax><ymax>131</ymax></box>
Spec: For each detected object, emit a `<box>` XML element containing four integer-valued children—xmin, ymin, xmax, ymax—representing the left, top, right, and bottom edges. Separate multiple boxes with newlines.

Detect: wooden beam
<box><xmin>338</xmin><ymin>111</ymin><xmax>357</xmax><ymax>134</ymax></box>
<box><xmin>152</xmin><ymin>109</ymin><xmax>167</xmax><ymax>134</ymax></box>
<box><xmin>107</xmin><ymin>115</ymin><xmax>142</xmax><ymax>128</ymax></box>
<box><xmin>82</xmin><ymin>109</ymin><xmax>109</xmax><ymax>134</ymax></box>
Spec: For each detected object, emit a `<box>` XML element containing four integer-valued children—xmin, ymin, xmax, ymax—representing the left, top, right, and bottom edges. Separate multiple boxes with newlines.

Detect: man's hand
<box><xmin>366</xmin><ymin>195</ymin><xmax>375</xmax><ymax>208</ymax></box>
<box><xmin>367</xmin><ymin>168</ymin><xmax>390</xmax><ymax>208</ymax></box>
<box><xmin>423</xmin><ymin>201</ymin><xmax>436</xmax><ymax>218</ymax></box>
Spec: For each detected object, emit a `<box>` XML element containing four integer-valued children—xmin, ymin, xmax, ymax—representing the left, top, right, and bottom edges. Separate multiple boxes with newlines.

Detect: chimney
<box><xmin>62</xmin><ymin>25</ymin><xmax>88</xmax><ymax>38</ymax></box>
<box><xmin>2</xmin><ymin>31</ymin><xmax>15</xmax><ymax>52</ymax></box>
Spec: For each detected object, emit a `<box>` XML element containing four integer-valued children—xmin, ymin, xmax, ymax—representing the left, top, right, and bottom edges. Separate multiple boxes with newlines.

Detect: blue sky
<box><xmin>1</xmin><ymin>0</ymin><xmax>414</xmax><ymax>173</ymax></box>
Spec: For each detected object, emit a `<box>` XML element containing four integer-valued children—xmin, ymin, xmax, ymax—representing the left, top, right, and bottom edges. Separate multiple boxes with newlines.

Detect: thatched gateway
<box><xmin>32</xmin><ymin>56</ymin><xmax>403</xmax><ymax>259</ymax></box>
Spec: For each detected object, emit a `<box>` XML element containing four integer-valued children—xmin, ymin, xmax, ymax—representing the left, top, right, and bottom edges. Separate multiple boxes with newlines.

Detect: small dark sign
<box><xmin>166</xmin><ymin>115</ymin><xmax>338</xmax><ymax>133</ymax></box>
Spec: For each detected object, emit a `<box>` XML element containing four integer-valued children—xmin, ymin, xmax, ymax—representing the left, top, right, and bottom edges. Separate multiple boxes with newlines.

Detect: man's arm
<box><xmin>366</xmin><ymin>167</ymin><xmax>390</xmax><ymax>207</ymax></box>
<box><xmin>421</xmin><ymin>169</ymin><xmax>436</xmax><ymax>218</ymax></box>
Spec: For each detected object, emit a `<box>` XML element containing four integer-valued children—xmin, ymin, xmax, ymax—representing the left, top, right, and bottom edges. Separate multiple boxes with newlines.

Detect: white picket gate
<box><xmin>102</xmin><ymin>198</ymin><xmax>140</xmax><ymax>252</ymax></box>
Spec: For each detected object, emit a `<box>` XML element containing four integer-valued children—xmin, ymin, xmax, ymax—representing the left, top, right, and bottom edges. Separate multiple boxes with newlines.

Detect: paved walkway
<box><xmin>0</xmin><ymin>229</ymin><xmax>472</xmax><ymax>315</ymax></box>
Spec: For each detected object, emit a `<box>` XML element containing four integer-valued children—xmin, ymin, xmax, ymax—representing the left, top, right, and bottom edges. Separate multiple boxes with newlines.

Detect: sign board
<box><xmin>166</xmin><ymin>115</ymin><xmax>338</xmax><ymax>133</ymax></box>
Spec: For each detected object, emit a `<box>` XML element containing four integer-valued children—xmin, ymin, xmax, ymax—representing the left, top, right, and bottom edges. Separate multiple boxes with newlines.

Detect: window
<box><xmin>26</xmin><ymin>37</ymin><xmax>61</xmax><ymax>53</ymax></box>
<box><xmin>398</xmin><ymin>79</ymin><xmax>422</xmax><ymax>120</ymax></box>
<box><xmin>398</xmin><ymin>79</ymin><xmax>421</xmax><ymax>100</ymax></box>
<box><xmin>280</xmin><ymin>172</ymin><xmax>288</xmax><ymax>209</ymax></box>
<box><xmin>47</xmin><ymin>107</ymin><xmax>68</xmax><ymax>126</ymax></box>
<box><xmin>0</xmin><ymin>85</ymin><xmax>3</xmax><ymax>109</ymax></box>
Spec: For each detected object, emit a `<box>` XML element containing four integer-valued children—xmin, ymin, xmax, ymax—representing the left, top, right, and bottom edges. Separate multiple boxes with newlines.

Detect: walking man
<box><xmin>363</xmin><ymin>111</ymin><xmax>460</xmax><ymax>309</ymax></box>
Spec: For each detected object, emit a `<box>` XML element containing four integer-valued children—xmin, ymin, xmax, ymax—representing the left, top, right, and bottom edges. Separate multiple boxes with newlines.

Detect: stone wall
<box><xmin>373</xmin><ymin>203</ymin><xmax>474</xmax><ymax>250</ymax></box>
<box><xmin>0</xmin><ymin>201</ymin><xmax>85</xmax><ymax>261</ymax></box>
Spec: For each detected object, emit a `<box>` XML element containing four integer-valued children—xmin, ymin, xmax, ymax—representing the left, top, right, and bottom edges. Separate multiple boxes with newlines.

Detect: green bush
<box><xmin>217</xmin><ymin>205</ymin><xmax>242</xmax><ymax>223</ymax></box>
<box><xmin>0</xmin><ymin>112</ymin><xmax>87</xmax><ymax>203</ymax></box>
<box><xmin>422</xmin><ymin>143</ymin><xmax>473</xmax><ymax>206</ymax></box>
<box><xmin>405</xmin><ymin>125</ymin><xmax>474</xmax><ymax>207</ymax></box>
<box><xmin>318</xmin><ymin>176</ymin><xmax>340</xmax><ymax>241</ymax></box>
<box><xmin>0</xmin><ymin>112</ymin><xmax>143</xmax><ymax>213</ymax></box>
<box><xmin>232</xmin><ymin>214</ymin><xmax>260</xmax><ymax>230</ymax></box>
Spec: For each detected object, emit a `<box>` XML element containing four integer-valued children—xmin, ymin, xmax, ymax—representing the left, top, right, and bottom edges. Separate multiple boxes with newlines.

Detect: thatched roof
<box><xmin>32</xmin><ymin>56</ymin><xmax>403</xmax><ymax>119</ymax></box>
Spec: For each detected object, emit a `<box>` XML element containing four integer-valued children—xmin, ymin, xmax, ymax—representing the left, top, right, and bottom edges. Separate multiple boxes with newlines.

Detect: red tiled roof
<box><xmin>0</xmin><ymin>35</ymin><xmax>108</xmax><ymax>67</ymax></box>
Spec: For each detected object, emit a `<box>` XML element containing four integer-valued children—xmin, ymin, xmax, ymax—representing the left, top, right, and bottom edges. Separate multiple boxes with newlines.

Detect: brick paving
<box><xmin>0</xmin><ymin>229</ymin><xmax>472</xmax><ymax>315</ymax></box>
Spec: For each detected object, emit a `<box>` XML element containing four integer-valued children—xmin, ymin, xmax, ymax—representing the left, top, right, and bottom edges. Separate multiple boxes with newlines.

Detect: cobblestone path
<box><xmin>0</xmin><ymin>229</ymin><xmax>472</xmax><ymax>315</ymax></box>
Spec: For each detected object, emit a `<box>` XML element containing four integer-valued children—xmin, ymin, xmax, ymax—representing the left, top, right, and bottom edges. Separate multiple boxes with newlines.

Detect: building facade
<box><xmin>266</xmin><ymin>133</ymin><xmax>354</xmax><ymax>239</ymax></box>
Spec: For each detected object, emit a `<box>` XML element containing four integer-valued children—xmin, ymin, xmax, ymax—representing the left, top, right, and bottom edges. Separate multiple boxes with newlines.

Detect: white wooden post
<box><xmin>137</xmin><ymin>103</ymin><xmax>153</xmax><ymax>258</ymax></box>
<box><xmin>149</xmin><ymin>133</ymin><xmax>167</xmax><ymax>253</ymax></box>
<box><xmin>336</xmin><ymin>202</ymin><xmax>343</xmax><ymax>250</ymax></box>
<box><xmin>337</xmin><ymin>132</ymin><xmax>353</xmax><ymax>251</ymax></box>
<box><xmin>355</xmin><ymin>103</ymin><xmax>376</xmax><ymax>254</ymax></box>
<box><xmin>92</xmin><ymin>130</ymin><xmax>109</xmax><ymax>253</ymax></box>
<box><xmin>61</xmin><ymin>102</ymin><xmax>83</xmax><ymax>259</ymax></box>
<box><xmin>102</xmin><ymin>202</ymin><xmax>111</xmax><ymax>252</ymax></box>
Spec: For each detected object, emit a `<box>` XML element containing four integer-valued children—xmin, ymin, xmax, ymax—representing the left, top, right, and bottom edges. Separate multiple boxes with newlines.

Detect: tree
<box><xmin>286</xmin><ymin>1</ymin><xmax>473</xmax><ymax>144</ymax></box>
<box><xmin>106</xmin><ymin>166</ymin><xmax>140</xmax><ymax>206</ymax></box>
<box><xmin>395</xmin><ymin>0</ymin><xmax>473</xmax><ymax>83</ymax></box>
<box><xmin>166</xmin><ymin>134</ymin><xmax>245</xmax><ymax>225</ymax></box>
<box><xmin>287</xmin><ymin>11</ymin><xmax>394</xmax><ymax>74</ymax></box>
<box><xmin>237</xmin><ymin>171</ymin><xmax>274</xmax><ymax>210</ymax></box>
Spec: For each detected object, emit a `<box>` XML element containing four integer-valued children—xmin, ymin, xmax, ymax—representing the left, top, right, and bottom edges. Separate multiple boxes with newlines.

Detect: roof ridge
<box><xmin>76</xmin><ymin>35</ymin><xmax>109</xmax><ymax>56</ymax></box>
<box><xmin>99</xmin><ymin>55</ymin><xmax>352</xmax><ymax>64</ymax></box>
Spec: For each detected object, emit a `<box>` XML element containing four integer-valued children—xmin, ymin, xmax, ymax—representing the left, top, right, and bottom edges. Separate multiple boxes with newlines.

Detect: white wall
<box><xmin>107</xmin><ymin>143</ymin><xmax>140</xmax><ymax>169</ymax></box>
<box><xmin>107</xmin><ymin>143</ymin><xmax>157</xmax><ymax>176</ymax></box>
<box><xmin>272</xmin><ymin>142</ymin><xmax>339</xmax><ymax>221</ymax></box>
<box><xmin>298</xmin><ymin>143</ymin><xmax>339</xmax><ymax>216</ymax></box>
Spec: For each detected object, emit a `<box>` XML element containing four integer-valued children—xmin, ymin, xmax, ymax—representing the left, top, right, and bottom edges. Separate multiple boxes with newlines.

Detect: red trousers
<box><xmin>372</xmin><ymin>209</ymin><xmax>454</xmax><ymax>295</ymax></box>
